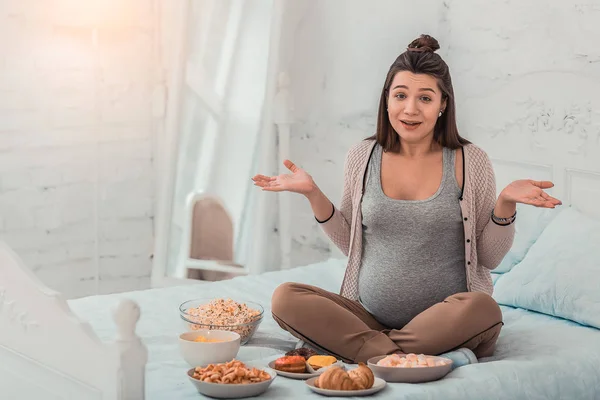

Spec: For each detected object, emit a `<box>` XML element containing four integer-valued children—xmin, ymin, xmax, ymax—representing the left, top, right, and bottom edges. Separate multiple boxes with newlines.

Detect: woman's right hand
<box><xmin>252</xmin><ymin>160</ymin><xmax>316</xmax><ymax>196</ymax></box>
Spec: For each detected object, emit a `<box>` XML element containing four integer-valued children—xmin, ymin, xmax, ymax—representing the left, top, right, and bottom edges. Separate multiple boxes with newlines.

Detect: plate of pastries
<box><xmin>268</xmin><ymin>348</ymin><xmax>344</xmax><ymax>379</ymax></box>
<box><xmin>305</xmin><ymin>362</ymin><xmax>386</xmax><ymax>397</ymax></box>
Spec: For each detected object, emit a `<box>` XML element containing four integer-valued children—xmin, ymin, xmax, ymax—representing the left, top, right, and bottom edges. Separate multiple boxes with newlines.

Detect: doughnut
<box><xmin>273</xmin><ymin>355</ymin><xmax>306</xmax><ymax>373</ymax></box>
<box><xmin>285</xmin><ymin>347</ymin><xmax>319</xmax><ymax>360</ymax></box>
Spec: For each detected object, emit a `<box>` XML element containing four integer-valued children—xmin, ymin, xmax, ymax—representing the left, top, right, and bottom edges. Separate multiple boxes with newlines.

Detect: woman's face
<box><xmin>386</xmin><ymin>71</ymin><xmax>446</xmax><ymax>144</ymax></box>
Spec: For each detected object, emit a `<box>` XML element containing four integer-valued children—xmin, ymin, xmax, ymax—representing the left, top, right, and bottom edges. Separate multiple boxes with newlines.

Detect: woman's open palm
<box><xmin>252</xmin><ymin>160</ymin><xmax>315</xmax><ymax>195</ymax></box>
<box><xmin>502</xmin><ymin>180</ymin><xmax>562</xmax><ymax>208</ymax></box>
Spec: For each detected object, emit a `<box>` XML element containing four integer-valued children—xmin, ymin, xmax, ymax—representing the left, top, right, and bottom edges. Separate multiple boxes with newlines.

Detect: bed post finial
<box><xmin>113</xmin><ymin>299</ymin><xmax>147</xmax><ymax>400</ymax></box>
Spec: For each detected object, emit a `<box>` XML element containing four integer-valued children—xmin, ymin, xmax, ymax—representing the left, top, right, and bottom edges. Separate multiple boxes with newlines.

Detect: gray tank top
<box><xmin>358</xmin><ymin>144</ymin><xmax>467</xmax><ymax>329</ymax></box>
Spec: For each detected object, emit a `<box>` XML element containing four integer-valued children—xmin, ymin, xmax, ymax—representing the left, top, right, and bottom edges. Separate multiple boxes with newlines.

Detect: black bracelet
<box><xmin>491</xmin><ymin>210</ymin><xmax>517</xmax><ymax>226</ymax></box>
<box><xmin>315</xmin><ymin>202</ymin><xmax>335</xmax><ymax>224</ymax></box>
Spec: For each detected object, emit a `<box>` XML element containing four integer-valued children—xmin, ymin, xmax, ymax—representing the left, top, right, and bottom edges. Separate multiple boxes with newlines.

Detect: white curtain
<box><xmin>153</xmin><ymin>0</ymin><xmax>284</xmax><ymax>284</ymax></box>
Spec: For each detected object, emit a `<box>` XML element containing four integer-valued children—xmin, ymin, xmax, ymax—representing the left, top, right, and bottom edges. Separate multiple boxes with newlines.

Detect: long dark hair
<box><xmin>370</xmin><ymin>34</ymin><xmax>470</xmax><ymax>152</ymax></box>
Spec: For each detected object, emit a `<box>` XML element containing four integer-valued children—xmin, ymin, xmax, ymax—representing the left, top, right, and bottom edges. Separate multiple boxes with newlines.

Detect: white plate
<box><xmin>268</xmin><ymin>358</ymin><xmax>345</xmax><ymax>380</ymax></box>
<box><xmin>187</xmin><ymin>366</ymin><xmax>276</xmax><ymax>399</ymax></box>
<box><xmin>305</xmin><ymin>377</ymin><xmax>386</xmax><ymax>397</ymax></box>
<box><xmin>267</xmin><ymin>360</ymin><xmax>318</xmax><ymax>379</ymax></box>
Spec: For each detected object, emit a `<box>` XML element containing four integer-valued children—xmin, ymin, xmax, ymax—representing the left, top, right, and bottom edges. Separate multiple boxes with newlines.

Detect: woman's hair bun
<box><xmin>407</xmin><ymin>34</ymin><xmax>440</xmax><ymax>53</ymax></box>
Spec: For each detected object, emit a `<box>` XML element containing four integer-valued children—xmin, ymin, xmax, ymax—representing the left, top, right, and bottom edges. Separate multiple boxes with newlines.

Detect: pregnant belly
<box><xmin>358</xmin><ymin>268</ymin><xmax>466</xmax><ymax>329</ymax></box>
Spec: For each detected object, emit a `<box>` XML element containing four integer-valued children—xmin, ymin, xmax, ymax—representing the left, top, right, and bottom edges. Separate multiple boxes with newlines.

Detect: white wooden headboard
<box><xmin>459</xmin><ymin>73</ymin><xmax>600</xmax><ymax>217</ymax></box>
<box><xmin>0</xmin><ymin>242</ymin><xmax>147</xmax><ymax>400</ymax></box>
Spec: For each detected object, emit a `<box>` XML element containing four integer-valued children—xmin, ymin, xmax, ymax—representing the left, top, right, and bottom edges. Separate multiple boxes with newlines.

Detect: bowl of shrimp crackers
<box><xmin>367</xmin><ymin>353</ymin><xmax>453</xmax><ymax>383</ymax></box>
<box><xmin>179</xmin><ymin>298</ymin><xmax>264</xmax><ymax>345</ymax></box>
<box><xmin>187</xmin><ymin>359</ymin><xmax>276</xmax><ymax>399</ymax></box>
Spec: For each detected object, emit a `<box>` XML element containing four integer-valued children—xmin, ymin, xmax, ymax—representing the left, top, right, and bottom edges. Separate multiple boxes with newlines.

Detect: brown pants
<box><xmin>271</xmin><ymin>283</ymin><xmax>503</xmax><ymax>364</ymax></box>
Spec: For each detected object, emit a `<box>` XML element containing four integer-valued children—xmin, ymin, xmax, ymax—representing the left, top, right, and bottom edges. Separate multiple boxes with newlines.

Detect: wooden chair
<box><xmin>183</xmin><ymin>193</ymin><xmax>247</xmax><ymax>281</ymax></box>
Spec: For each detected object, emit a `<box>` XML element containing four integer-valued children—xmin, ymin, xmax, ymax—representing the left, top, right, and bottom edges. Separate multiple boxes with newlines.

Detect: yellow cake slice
<box><xmin>307</xmin><ymin>355</ymin><xmax>337</xmax><ymax>370</ymax></box>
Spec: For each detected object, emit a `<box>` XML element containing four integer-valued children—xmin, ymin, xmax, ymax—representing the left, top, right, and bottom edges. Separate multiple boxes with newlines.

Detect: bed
<box><xmin>3</xmin><ymin>240</ymin><xmax>599</xmax><ymax>400</ymax></box>
<box><xmin>69</xmin><ymin>258</ymin><xmax>600</xmax><ymax>400</ymax></box>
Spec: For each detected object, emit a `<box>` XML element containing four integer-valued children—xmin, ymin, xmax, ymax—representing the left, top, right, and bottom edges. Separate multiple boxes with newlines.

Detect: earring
<box><xmin>438</xmin><ymin>111</ymin><xmax>443</xmax><ymax>117</ymax></box>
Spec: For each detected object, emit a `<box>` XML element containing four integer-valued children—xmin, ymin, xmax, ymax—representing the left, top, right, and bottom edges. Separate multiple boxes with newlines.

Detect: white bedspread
<box><xmin>68</xmin><ymin>259</ymin><xmax>600</xmax><ymax>399</ymax></box>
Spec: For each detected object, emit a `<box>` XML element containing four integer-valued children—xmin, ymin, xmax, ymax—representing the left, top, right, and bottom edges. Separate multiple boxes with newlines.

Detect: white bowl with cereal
<box><xmin>179</xmin><ymin>330</ymin><xmax>241</xmax><ymax>367</ymax></box>
<box><xmin>367</xmin><ymin>353</ymin><xmax>453</xmax><ymax>383</ymax></box>
<box><xmin>187</xmin><ymin>359</ymin><xmax>276</xmax><ymax>399</ymax></box>
<box><xmin>179</xmin><ymin>298</ymin><xmax>264</xmax><ymax>345</ymax></box>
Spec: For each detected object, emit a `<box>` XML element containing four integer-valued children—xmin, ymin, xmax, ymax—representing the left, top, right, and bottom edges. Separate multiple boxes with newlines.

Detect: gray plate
<box><xmin>267</xmin><ymin>360</ymin><xmax>319</xmax><ymax>380</ymax></box>
<box><xmin>367</xmin><ymin>355</ymin><xmax>453</xmax><ymax>383</ymax></box>
<box><xmin>305</xmin><ymin>377</ymin><xmax>387</xmax><ymax>397</ymax></box>
<box><xmin>268</xmin><ymin>358</ymin><xmax>345</xmax><ymax>380</ymax></box>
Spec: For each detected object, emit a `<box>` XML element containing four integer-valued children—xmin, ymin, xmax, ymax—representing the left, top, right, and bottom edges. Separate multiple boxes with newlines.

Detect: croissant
<box><xmin>314</xmin><ymin>367</ymin><xmax>356</xmax><ymax>390</ymax></box>
<box><xmin>348</xmin><ymin>363</ymin><xmax>375</xmax><ymax>390</ymax></box>
<box><xmin>314</xmin><ymin>363</ymin><xmax>374</xmax><ymax>391</ymax></box>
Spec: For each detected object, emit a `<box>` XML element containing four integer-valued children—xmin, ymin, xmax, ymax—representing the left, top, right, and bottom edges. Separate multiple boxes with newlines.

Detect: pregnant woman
<box><xmin>252</xmin><ymin>34</ymin><xmax>561</xmax><ymax>364</ymax></box>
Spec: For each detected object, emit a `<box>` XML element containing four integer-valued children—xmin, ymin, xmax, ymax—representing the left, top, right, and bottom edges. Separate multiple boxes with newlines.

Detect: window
<box><xmin>154</xmin><ymin>0</ymin><xmax>276</xmax><ymax>284</ymax></box>
<box><xmin>156</xmin><ymin>0</ymin><xmax>243</xmax><ymax>279</ymax></box>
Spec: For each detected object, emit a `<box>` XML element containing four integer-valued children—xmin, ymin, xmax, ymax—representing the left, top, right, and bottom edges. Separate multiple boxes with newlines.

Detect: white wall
<box><xmin>277</xmin><ymin>0</ymin><xmax>600</xmax><ymax>267</ymax></box>
<box><xmin>0</xmin><ymin>0</ymin><xmax>162</xmax><ymax>297</ymax></box>
<box><xmin>445</xmin><ymin>0</ymin><xmax>600</xmax><ymax>169</ymax></box>
<box><xmin>446</xmin><ymin>0</ymin><xmax>600</xmax><ymax>218</ymax></box>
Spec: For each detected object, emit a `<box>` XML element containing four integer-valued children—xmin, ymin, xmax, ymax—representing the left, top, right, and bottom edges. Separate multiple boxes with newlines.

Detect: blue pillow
<box><xmin>493</xmin><ymin>207</ymin><xmax>600</xmax><ymax>329</ymax></box>
<box><xmin>491</xmin><ymin>272</ymin><xmax>502</xmax><ymax>285</ymax></box>
<box><xmin>494</xmin><ymin>204</ymin><xmax>562</xmax><ymax>273</ymax></box>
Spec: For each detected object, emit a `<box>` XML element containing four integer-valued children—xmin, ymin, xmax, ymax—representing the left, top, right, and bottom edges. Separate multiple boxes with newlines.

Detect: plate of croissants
<box><xmin>269</xmin><ymin>348</ymin><xmax>344</xmax><ymax>379</ymax></box>
<box><xmin>305</xmin><ymin>363</ymin><xmax>386</xmax><ymax>397</ymax></box>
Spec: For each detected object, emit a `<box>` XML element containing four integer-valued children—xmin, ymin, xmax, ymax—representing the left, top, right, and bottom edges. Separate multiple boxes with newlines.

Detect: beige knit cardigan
<box><xmin>320</xmin><ymin>139</ymin><xmax>515</xmax><ymax>300</ymax></box>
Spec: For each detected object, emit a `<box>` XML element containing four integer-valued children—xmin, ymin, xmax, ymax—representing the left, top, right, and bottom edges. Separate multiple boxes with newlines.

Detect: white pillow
<box><xmin>494</xmin><ymin>204</ymin><xmax>563</xmax><ymax>273</ymax></box>
<box><xmin>494</xmin><ymin>207</ymin><xmax>600</xmax><ymax>329</ymax></box>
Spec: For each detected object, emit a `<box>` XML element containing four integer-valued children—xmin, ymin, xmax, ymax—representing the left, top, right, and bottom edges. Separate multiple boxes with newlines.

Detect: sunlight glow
<box><xmin>53</xmin><ymin>0</ymin><xmax>142</xmax><ymax>28</ymax></box>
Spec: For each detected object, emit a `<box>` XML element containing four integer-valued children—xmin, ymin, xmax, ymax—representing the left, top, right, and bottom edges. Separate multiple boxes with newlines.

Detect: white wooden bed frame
<box><xmin>0</xmin><ymin>242</ymin><xmax>147</xmax><ymax>400</ymax></box>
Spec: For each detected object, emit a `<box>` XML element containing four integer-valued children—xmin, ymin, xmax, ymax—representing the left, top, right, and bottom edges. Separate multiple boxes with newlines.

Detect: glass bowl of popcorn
<box><xmin>179</xmin><ymin>298</ymin><xmax>264</xmax><ymax>345</ymax></box>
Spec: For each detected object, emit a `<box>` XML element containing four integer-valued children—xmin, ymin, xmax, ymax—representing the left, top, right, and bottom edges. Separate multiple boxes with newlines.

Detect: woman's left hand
<box><xmin>500</xmin><ymin>180</ymin><xmax>562</xmax><ymax>209</ymax></box>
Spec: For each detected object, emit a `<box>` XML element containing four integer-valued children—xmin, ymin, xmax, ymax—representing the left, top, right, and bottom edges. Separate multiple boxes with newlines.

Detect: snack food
<box><xmin>348</xmin><ymin>363</ymin><xmax>375</xmax><ymax>390</ymax></box>
<box><xmin>192</xmin><ymin>359</ymin><xmax>271</xmax><ymax>384</ymax></box>
<box><xmin>273</xmin><ymin>355</ymin><xmax>307</xmax><ymax>373</ymax></box>
<box><xmin>307</xmin><ymin>355</ymin><xmax>337</xmax><ymax>370</ymax></box>
<box><xmin>376</xmin><ymin>353</ymin><xmax>451</xmax><ymax>368</ymax></box>
<box><xmin>285</xmin><ymin>347</ymin><xmax>319</xmax><ymax>360</ymax></box>
<box><xmin>184</xmin><ymin>299</ymin><xmax>262</xmax><ymax>342</ymax></box>
<box><xmin>193</xmin><ymin>335</ymin><xmax>224</xmax><ymax>343</ymax></box>
<box><xmin>314</xmin><ymin>363</ymin><xmax>374</xmax><ymax>391</ymax></box>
